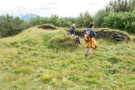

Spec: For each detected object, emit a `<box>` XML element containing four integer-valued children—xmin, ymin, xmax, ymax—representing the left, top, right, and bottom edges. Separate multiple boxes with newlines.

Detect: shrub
<box><xmin>103</xmin><ymin>12</ymin><xmax>135</xmax><ymax>33</ymax></box>
<box><xmin>76</xmin><ymin>12</ymin><xmax>93</xmax><ymax>28</ymax></box>
<box><xmin>94</xmin><ymin>9</ymin><xmax>109</xmax><ymax>27</ymax></box>
<box><xmin>0</xmin><ymin>15</ymin><xmax>27</xmax><ymax>37</ymax></box>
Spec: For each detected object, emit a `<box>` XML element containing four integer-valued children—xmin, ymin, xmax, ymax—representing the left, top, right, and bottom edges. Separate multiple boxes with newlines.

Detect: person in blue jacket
<box><xmin>70</xmin><ymin>24</ymin><xmax>76</xmax><ymax>36</ymax></box>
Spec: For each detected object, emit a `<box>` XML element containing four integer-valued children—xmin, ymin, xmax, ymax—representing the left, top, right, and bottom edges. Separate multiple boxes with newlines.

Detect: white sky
<box><xmin>0</xmin><ymin>0</ymin><xmax>111</xmax><ymax>17</ymax></box>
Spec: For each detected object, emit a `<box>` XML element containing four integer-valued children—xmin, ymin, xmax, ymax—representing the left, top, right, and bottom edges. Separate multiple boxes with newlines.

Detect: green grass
<box><xmin>0</xmin><ymin>26</ymin><xmax>135</xmax><ymax>90</ymax></box>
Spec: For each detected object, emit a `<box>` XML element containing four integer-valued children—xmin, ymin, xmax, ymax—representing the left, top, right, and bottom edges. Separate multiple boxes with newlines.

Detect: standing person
<box><xmin>70</xmin><ymin>24</ymin><xmax>76</xmax><ymax>37</ymax></box>
<box><xmin>85</xmin><ymin>23</ymin><xmax>96</xmax><ymax>57</ymax></box>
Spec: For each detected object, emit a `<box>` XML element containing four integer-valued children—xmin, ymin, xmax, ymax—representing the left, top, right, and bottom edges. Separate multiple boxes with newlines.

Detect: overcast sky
<box><xmin>0</xmin><ymin>0</ymin><xmax>112</xmax><ymax>17</ymax></box>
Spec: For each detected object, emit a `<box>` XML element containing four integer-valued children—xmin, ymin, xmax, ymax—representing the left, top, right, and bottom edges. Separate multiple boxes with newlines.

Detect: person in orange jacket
<box><xmin>84</xmin><ymin>23</ymin><xmax>96</xmax><ymax>57</ymax></box>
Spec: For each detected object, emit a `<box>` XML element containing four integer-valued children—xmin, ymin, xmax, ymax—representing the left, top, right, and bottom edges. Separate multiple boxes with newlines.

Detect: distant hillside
<box><xmin>21</xmin><ymin>14</ymin><xmax>39</xmax><ymax>21</ymax></box>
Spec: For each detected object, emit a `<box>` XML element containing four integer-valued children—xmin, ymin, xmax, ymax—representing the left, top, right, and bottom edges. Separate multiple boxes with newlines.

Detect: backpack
<box><xmin>89</xmin><ymin>30</ymin><xmax>94</xmax><ymax>38</ymax></box>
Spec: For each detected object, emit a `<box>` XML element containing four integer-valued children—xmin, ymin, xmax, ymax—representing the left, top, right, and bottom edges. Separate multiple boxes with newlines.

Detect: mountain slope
<box><xmin>0</xmin><ymin>25</ymin><xmax>135</xmax><ymax>90</ymax></box>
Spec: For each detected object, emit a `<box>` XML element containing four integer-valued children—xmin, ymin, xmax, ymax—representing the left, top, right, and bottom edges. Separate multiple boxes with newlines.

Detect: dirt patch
<box><xmin>38</xmin><ymin>24</ymin><xmax>56</xmax><ymax>30</ymax></box>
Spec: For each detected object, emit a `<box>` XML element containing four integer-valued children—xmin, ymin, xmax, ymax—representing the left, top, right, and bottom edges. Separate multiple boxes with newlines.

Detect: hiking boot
<box><xmin>85</xmin><ymin>54</ymin><xmax>88</xmax><ymax>57</ymax></box>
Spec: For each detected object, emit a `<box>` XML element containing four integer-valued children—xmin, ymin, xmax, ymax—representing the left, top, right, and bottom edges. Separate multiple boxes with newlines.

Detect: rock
<box><xmin>73</xmin><ymin>29</ymin><xmax>130</xmax><ymax>42</ymax></box>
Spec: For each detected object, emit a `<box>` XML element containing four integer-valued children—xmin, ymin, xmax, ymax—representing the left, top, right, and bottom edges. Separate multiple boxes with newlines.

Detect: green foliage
<box><xmin>103</xmin><ymin>12</ymin><xmax>135</xmax><ymax>33</ymax></box>
<box><xmin>0</xmin><ymin>15</ymin><xmax>27</xmax><ymax>37</ymax></box>
<box><xmin>28</xmin><ymin>16</ymin><xmax>43</xmax><ymax>26</ymax></box>
<box><xmin>106</xmin><ymin>0</ymin><xmax>131</xmax><ymax>13</ymax></box>
<box><xmin>94</xmin><ymin>9</ymin><xmax>109</xmax><ymax>27</ymax></box>
<box><xmin>94</xmin><ymin>0</ymin><xmax>135</xmax><ymax>33</ymax></box>
<box><xmin>129</xmin><ymin>0</ymin><xmax>135</xmax><ymax>11</ymax></box>
<box><xmin>76</xmin><ymin>12</ymin><xmax>93</xmax><ymax>28</ymax></box>
<box><xmin>28</xmin><ymin>15</ymin><xmax>73</xmax><ymax>28</ymax></box>
<box><xmin>28</xmin><ymin>12</ymin><xmax>93</xmax><ymax>28</ymax></box>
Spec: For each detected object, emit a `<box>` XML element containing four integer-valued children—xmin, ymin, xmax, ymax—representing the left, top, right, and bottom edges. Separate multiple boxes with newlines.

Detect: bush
<box><xmin>0</xmin><ymin>15</ymin><xmax>27</xmax><ymax>37</ymax></box>
<box><xmin>94</xmin><ymin>9</ymin><xmax>109</xmax><ymax>27</ymax></box>
<box><xmin>103</xmin><ymin>12</ymin><xmax>135</xmax><ymax>33</ymax></box>
<box><xmin>76</xmin><ymin>12</ymin><xmax>93</xmax><ymax>28</ymax></box>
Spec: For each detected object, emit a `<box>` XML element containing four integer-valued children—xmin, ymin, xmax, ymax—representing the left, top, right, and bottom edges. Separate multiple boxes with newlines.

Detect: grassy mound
<box><xmin>38</xmin><ymin>24</ymin><xmax>57</xmax><ymax>30</ymax></box>
<box><xmin>0</xmin><ymin>26</ymin><xmax>135</xmax><ymax>89</ymax></box>
<box><xmin>43</xmin><ymin>30</ymin><xmax>77</xmax><ymax>49</ymax></box>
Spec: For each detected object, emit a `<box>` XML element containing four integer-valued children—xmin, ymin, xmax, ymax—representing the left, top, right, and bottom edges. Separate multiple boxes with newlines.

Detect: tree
<box><xmin>94</xmin><ymin>9</ymin><xmax>109</xmax><ymax>27</ymax></box>
<box><xmin>129</xmin><ymin>0</ymin><xmax>135</xmax><ymax>11</ymax></box>
<box><xmin>106</xmin><ymin>0</ymin><xmax>131</xmax><ymax>13</ymax></box>
<box><xmin>0</xmin><ymin>15</ymin><xmax>27</xmax><ymax>37</ymax></box>
<box><xmin>76</xmin><ymin>12</ymin><xmax>93</xmax><ymax>28</ymax></box>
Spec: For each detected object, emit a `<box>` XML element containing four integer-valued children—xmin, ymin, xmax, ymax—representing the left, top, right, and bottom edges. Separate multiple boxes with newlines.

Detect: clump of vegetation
<box><xmin>107</xmin><ymin>56</ymin><xmax>121</xmax><ymax>64</ymax></box>
<box><xmin>103</xmin><ymin>12</ymin><xmax>135</xmax><ymax>33</ymax></box>
<box><xmin>0</xmin><ymin>15</ymin><xmax>28</xmax><ymax>37</ymax></box>
<box><xmin>43</xmin><ymin>30</ymin><xmax>77</xmax><ymax>49</ymax></box>
<box><xmin>41</xmin><ymin>74</ymin><xmax>52</xmax><ymax>83</ymax></box>
<box><xmin>94</xmin><ymin>0</ymin><xmax>135</xmax><ymax>33</ymax></box>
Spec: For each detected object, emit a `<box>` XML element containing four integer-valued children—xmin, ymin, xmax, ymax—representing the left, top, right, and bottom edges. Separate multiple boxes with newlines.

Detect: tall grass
<box><xmin>0</xmin><ymin>26</ymin><xmax>135</xmax><ymax>90</ymax></box>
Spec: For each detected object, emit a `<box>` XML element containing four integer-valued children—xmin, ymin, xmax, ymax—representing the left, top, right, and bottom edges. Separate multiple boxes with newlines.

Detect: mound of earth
<box><xmin>38</xmin><ymin>24</ymin><xmax>57</xmax><ymax>30</ymax></box>
<box><xmin>43</xmin><ymin>31</ymin><xmax>77</xmax><ymax>49</ymax></box>
<box><xmin>75</xmin><ymin>29</ymin><xmax>130</xmax><ymax>42</ymax></box>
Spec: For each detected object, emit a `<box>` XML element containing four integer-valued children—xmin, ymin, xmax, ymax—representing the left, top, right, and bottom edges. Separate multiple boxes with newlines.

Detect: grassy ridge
<box><xmin>0</xmin><ymin>26</ymin><xmax>135</xmax><ymax>90</ymax></box>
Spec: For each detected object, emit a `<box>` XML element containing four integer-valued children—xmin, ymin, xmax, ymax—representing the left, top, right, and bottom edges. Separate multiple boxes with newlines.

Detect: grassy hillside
<box><xmin>0</xmin><ymin>25</ymin><xmax>135</xmax><ymax>90</ymax></box>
